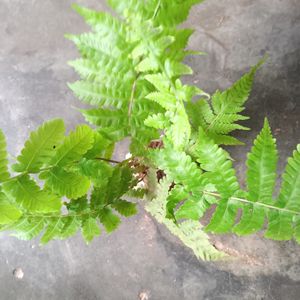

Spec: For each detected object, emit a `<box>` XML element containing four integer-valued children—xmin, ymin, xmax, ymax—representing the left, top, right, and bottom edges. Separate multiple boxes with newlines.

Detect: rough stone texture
<box><xmin>0</xmin><ymin>0</ymin><xmax>299</xmax><ymax>299</ymax></box>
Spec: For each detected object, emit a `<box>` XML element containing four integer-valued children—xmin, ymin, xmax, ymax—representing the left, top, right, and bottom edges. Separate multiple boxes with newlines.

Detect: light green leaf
<box><xmin>3</xmin><ymin>175</ymin><xmax>61</xmax><ymax>213</ymax></box>
<box><xmin>13</xmin><ymin>119</ymin><xmax>65</xmax><ymax>173</ymax></box>
<box><xmin>99</xmin><ymin>208</ymin><xmax>120</xmax><ymax>233</ymax></box>
<box><xmin>234</xmin><ymin>119</ymin><xmax>278</xmax><ymax>235</ymax></box>
<box><xmin>111</xmin><ymin>199</ymin><xmax>137</xmax><ymax>217</ymax></box>
<box><xmin>0</xmin><ymin>193</ymin><xmax>22</xmax><ymax>225</ymax></box>
<box><xmin>50</xmin><ymin>124</ymin><xmax>94</xmax><ymax>167</ymax></box>
<box><xmin>40</xmin><ymin>167</ymin><xmax>90</xmax><ymax>199</ymax></box>
<box><xmin>40</xmin><ymin>217</ymin><xmax>65</xmax><ymax>245</ymax></box>
<box><xmin>82</xmin><ymin>216</ymin><xmax>101</xmax><ymax>244</ymax></box>
<box><xmin>10</xmin><ymin>217</ymin><xmax>45</xmax><ymax>241</ymax></box>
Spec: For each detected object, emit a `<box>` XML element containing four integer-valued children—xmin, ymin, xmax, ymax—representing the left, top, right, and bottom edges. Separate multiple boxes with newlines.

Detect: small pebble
<box><xmin>139</xmin><ymin>291</ymin><xmax>149</xmax><ymax>300</ymax></box>
<box><xmin>13</xmin><ymin>268</ymin><xmax>24</xmax><ymax>279</ymax></box>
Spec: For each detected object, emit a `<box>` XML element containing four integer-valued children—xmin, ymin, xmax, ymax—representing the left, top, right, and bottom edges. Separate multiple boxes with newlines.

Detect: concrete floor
<box><xmin>0</xmin><ymin>0</ymin><xmax>300</xmax><ymax>299</ymax></box>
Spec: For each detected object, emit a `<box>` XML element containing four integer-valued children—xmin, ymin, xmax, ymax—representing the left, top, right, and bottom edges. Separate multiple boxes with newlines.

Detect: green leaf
<box><xmin>40</xmin><ymin>167</ymin><xmax>90</xmax><ymax>199</ymax></box>
<box><xmin>40</xmin><ymin>217</ymin><xmax>65</xmax><ymax>245</ymax></box>
<box><xmin>99</xmin><ymin>208</ymin><xmax>120</xmax><ymax>233</ymax></box>
<box><xmin>111</xmin><ymin>199</ymin><xmax>137</xmax><ymax>217</ymax></box>
<box><xmin>13</xmin><ymin>119</ymin><xmax>65</xmax><ymax>173</ymax></box>
<box><xmin>265</xmin><ymin>144</ymin><xmax>300</xmax><ymax>240</ymax></box>
<box><xmin>192</xmin><ymin>127</ymin><xmax>239</xmax><ymax>198</ymax></box>
<box><xmin>49</xmin><ymin>124</ymin><xmax>94</xmax><ymax>167</ymax></box>
<box><xmin>106</xmin><ymin>165</ymin><xmax>133</xmax><ymax>203</ymax></box>
<box><xmin>76</xmin><ymin>158</ymin><xmax>113</xmax><ymax>188</ymax></box>
<box><xmin>145</xmin><ymin>178</ymin><xmax>225</xmax><ymax>261</ymax></box>
<box><xmin>234</xmin><ymin>119</ymin><xmax>278</xmax><ymax>235</ymax></box>
<box><xmin>0</xmin><ymin>193</ymin><xmax>22</xmax><ymax>225</ymax></box>
<box><xmin>165</xmin><ymin>59</ymin><xmax>193</xmax><ymax>78</ymax></box>
<box><xmin>3</xmin><ymin>175</ymin><xmax>61</xmax><ymax>213</ymax></box>
<box><xmin>59</xmin><ymin>217</ymin><xmax>81</xmax><ymax>240</ymax></box>
<box><xmin>10</xmin><ymin>217</ymin><xmax>45</xmax><ymax>241</ymax></box>
<box><xmin>68</xmin><ymin>81</ymin><xmax>131</xmax><ymax>108</ymax></box>
<box><xmin>82</xmin><ymin>217</ymin><xmax>101</xmax><ymax>244</ymax></box>
<box><xmin>81</xmin><ymin>108</ymin><xmax>127</xmax><ymax>128</ymax></box>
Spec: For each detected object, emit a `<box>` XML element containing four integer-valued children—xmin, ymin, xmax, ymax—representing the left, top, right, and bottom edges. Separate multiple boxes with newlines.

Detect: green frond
<box><xmin>98</xmin><ymin>207</ymin><xmax>121</xmax><ymax>233</ymax></box>
<box><xmin>49</xmin><ymin>124</ymin><xmax>94</xmax><ymax>167</ymax></box>
<box><xmin>111</xmin><ymin>199</ymin><xmax>137</xmax><ymax>217</ymax></box>
<box><xmin>265</xmin><ymin>144</ymin><xmax>300</xmax><ymax>240</ymax></box>
<box><xmin>145</xmin><ymin>178</ymin><xmax>225</xmax><ymax>261</ymax></box>
<box><xmin>66</xmin><ymin>32</ymin><xmax>125</xmax><ymax>58</ymax></box>
<box><xmin>82</xmin><ymin>216</ymin><xmax>101</xmax><ymax>244</ymax></box>
<box><xmin>40</xmin><ymin>167</ymin><xmax>90</xmax><ymax>199</ymax></box>
<box><xmin>150</xmin><ymin>144</ymin><xmax>204</xmax><ymax>193</ymax></box>
<box><xmin>76</xmin><ymin>158</ymin><xmax>113</xmax><ymax>188</ymax></box>
<box><xmin>81</xmin><ymin>108</ymin><xmax>127</xmax><ymax>128</ymax></box>
<box><xmin>106</xmin><ymin>165</ymin><xmax>134</xmax><ymax>203</ymax></box>
<box><xmin>234</xmin><ymin>119</ymin><xmax>278</xmax><ymax>235</ymax></box>
<box><xmin>40</xmin><ymin>217</ymin><xmax>65</xmax><ymax>245</ymax></box>
<box><xmin>0</xmin><ymin>129</ymin><xmax>10</xmax><ymax>182</ymax></box>
<box><xmin>84</xmin><ymin>131</ymin><xmax>112</xmax><ymax>159</ymax></box>
<box><xmin>186</xmin><ymin>60</ymin><xmax>263</xmax><ymax>145</ymax></box>
<box><xmin>59</xmin><ymin>217</ymin><xmax>81</xmax><ymax>240</ymax></box>
<box><xmin>0</xmin><ymin>193</ymin><xmax>22</xmax><ymax>225</ymax></box>
<box><xmin>187</xmin><ymin>127</ymin><xmax>239</xmax><ymax>233</ymax></box>
<box><xmin>193</xmin><ymin>127</ymin><xmax>239</xmax><ymax>198</ymax></box>
<box><xmin>13</xmin><ymin>119</ymin><xmax>65</xmax><ymax>173</ymax></box>
<box><xmin>3</xmin><ymin>175</ymin><xmax>61</xmax><ymax>213</ymax></box>
<box><xmin>10</xmin><ymin>217</ymin><xmax>45</xmax><ymax>241</ymax></box>
<box><xmin>165</xmin><ymin>59</ymin><xmax>193</xmax><ymax>78</ymax></box>
<box><xmin>72</xmin><ymin>4</ymin><xmax>126</xmax><ymax>37</ymax></box>
<box><xmin>68</xmin><ymin>58</ymin><xmax>135</xmax><ymax>84</ymax></box>
<box><xmin>68</xmin><ymin>81</ymin><xmax>131</xmax><ymax>109</ymax></box>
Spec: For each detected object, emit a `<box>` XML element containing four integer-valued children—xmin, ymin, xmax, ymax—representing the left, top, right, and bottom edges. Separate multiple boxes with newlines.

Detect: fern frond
<box><xmin>13</xmin><ymin>119</ymin><xmax>65</xmax><ymax>173</ymax></box>
<box><xmin>98</xmin><ymin>208</ymin><xmax>121</xmax><ymax>233</ymax></box>
<box><xmin>10</xmin><ymin>217</ymin><xmax>45</xmax><ymax>241</ymax></box>
<box><xmin>49</xmin><ymin>124</ymin><xmax>94</xmax><ymax>167</ymax></box>
<box><xmin>145</xmin><ymin>177</ymin><xmax>225</xmax><ymax>261</ymax></box>
<box><xmin>3</xmin><ymin>175</ymin><xmax>61</xmax><ymax>213</ymax></box>
<box><xmin>150</xmin><ymin>143</ymin><xmax>209</xmax><ymax>220</ymax></box>
<box><xmin>66</xmin><ymin>32</ymin><xmax>125</xmax><ymax>58</ymax></box>
<box><xmin>81</xmin><ymin>108</ymin><xmax>127</xmax><ymax>128</ymax></box>
<box><xmin>265</xmin><ymin>144</ymin><xmax>300</xmax><ymax>240</ymax></box>
<box><xmin>0</xmin><ymin>193</ymin><xmax>22</xmax><ymax>225</ymax></box>
<box><xmin>234</xmin><ymin>119</ymin><xmax>278</xmax><ymax>235</ymax></box>
<box><xmin>59</xmin><ymin>217</ymin><xmax>81</xmax><ymax>240</ymax></box>
<box><xmin>199</xmin><ymin>121</ymin><xmax>300</xmax><ymax>243</ymax></box>
<box><xmin>187</xmin><ymin>60</ymin><xmax>264</xmax><ymax>145</ymax></box>
<box><xmin>76</xmin><ymin>158</ymin><xmax>113</xmax><ymax>188</ymax></box>
<box><xmin>82</xmin><ymin>216</ymin><xmax>101</xmax><ymax>244</ymax></box>
<box><xmin>40</xmin><ymin>217</ymin><xmax>65</xmax><ymax>245</ymax></box>
<box><xmin>72</xmin><ymin>4</ymin><xmax>126</xmax><ymax>37</ymax></box>
<box><xmin>68</xmin><ymin>81</ymin><xmax>131</xmax><ymax>108</ymax></box>
<box><xmin>40</xmin><ymin>167</ymin><xmax>90</xmax><ymax>199</ymax></box>
<box><xmin>111</xmin><ymin>199</ymin><xmax>137</xmax><ymax>217</ymax></box>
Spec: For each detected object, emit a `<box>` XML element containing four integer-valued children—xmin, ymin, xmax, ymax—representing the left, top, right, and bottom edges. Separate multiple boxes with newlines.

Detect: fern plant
<box><xmin>0</xmin><ymin>0</ymin><xmax>299</xmax><ymax>261</ymax></box>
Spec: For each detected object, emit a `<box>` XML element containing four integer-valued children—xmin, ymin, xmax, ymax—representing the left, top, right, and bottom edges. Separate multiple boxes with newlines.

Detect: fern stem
<box><xmin>94</xmin><ymin>157</ymin><xmax>121</xmax><ymax>164</ymax></box>
<box><xmin>203</xmin><ymin>191</ymin><xmax>300</xmax><ymax>216</ymax></box>
<box><xmin>24</xmin><ymin>209</ymin><xmax>99</xmax><ymax>220</ymax></box>
<box><xmin>152</xmin><ymin>0</ymin><xmax>162</xmax><ymax>19</ymax></box>
<box><xmin>127</xmin><ymin>74</ymin><xmax>139</xmax><ymax>117</ymax></box>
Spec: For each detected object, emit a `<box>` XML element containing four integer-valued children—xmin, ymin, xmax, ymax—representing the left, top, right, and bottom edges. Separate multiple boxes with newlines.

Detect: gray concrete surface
<box><xmin>0</xmin><ymin>0</ymin><xmax>299</xmax><ymax>299</ymax></box>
